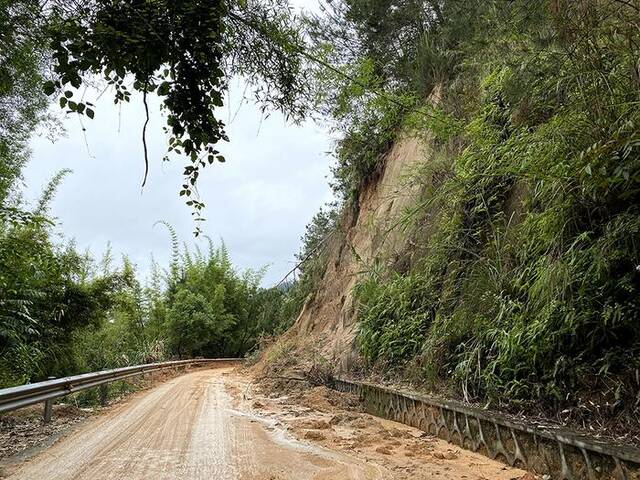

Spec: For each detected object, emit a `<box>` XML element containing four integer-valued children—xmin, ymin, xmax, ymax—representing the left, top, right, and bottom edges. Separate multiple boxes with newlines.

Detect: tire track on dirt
<box><xmin>2</xmin><ymin>367</ymin><xmax>387</xmax><ymax>480</ymax></box>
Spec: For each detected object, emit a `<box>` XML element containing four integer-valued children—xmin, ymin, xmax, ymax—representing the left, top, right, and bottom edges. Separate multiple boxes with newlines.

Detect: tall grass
<box><xmin>354</xmin><ymin>2</ymin><xmax>640</xmax><ymax>422</ymax></box>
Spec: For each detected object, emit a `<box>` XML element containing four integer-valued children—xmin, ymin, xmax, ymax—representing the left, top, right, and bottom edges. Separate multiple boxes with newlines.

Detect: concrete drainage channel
<box><xmin>328</xmin><ymin>377</ymin><xmax>640</xmax><ymax>480</ymax></box>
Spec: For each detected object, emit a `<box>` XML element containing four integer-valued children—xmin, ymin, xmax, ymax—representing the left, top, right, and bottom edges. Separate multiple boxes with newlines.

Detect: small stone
<box><xmin>433</xmin><ymin>450</ymin><xmax>458</xmax><ymax>460</ymax></box>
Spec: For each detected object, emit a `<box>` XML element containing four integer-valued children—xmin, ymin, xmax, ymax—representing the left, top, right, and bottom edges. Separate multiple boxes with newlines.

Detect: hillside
<box><xmin>290</xmin><ymin>134</ymin><xmax>430</xmax><ymax>370</ymax></box>
<box><xmin>263</xmin><ymin>0</ymin><xmax>640</xmax><ymax>439</ymax></box>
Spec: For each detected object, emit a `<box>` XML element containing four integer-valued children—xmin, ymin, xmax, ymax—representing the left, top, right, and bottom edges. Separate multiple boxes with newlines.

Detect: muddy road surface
<box><xmin>2</xmin><ymin>365</ymin><xmax>527</xmax><ymax>479</ymax></box>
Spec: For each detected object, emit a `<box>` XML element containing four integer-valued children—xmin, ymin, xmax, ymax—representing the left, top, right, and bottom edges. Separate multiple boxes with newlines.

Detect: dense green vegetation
<box><xmin>308</xmin><ymin>0</ymin><xmax>640</xmax><ymax>423</ymax></box>
<box><xmin>1</xmin><ymin>175</ymin><xmax>295</xmax><ymax>388</ymax></box>
<box><xmin>1</xmin><ymin>190</ymin><xmax>301</xmax><ymax>388</ymax></box>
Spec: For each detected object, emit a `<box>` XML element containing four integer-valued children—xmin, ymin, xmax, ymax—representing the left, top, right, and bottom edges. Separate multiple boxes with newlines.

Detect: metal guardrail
<box><xmin>0</xmin><ymin>358</ymin><xmax>240</xmax><ymax>421</ymax></box>
<box><xmin>330</xmin><ymin>377</ymin><xmax>640</xmax><ymax>480</ymax></box>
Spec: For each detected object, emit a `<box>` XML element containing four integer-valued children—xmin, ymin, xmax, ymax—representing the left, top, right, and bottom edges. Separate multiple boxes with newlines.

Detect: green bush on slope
<box><xmin>348</xmin><ymin>1</ymin><xmax>640</xmax><ymax>421</ymax></box>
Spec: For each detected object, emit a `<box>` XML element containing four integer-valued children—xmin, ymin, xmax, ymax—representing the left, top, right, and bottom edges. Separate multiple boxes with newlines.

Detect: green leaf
<box><xmin>86</xmin><ymin>108</ymin><xmax>94</xmax><ymax>119</ymax></box>
<box><xmin>43</xmin><ymin>81</ymin><xmax>55</xmax><ymax>96</ymax></box>
<box><xmin>157</xmin><ymin>81</ymin><xmax>170</xmax><ymax>96</ymax></box>
<box><xmin>59</xmin><ymin>97</ymin><xmax>67</xmax><ymax>108</ymax></box>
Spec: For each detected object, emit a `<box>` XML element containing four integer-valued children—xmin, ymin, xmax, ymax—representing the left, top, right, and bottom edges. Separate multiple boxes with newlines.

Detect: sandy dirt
<box><xmin>248</xmin><ymin>378</ymin><xmax>530</xmax><ymax>480</ymax></box>
<box><xmin>1</xmin><ymin>365</ymin><xmax>529</xmax><ymax>480</ymax></box>
<box><xmin>0</xmin><ymin>369</ymin><xmax>183</xmax><ymax>463</ymax></box>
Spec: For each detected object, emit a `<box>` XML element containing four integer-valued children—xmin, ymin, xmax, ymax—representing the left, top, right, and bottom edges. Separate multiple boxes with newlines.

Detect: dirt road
<box><xmin>2</xmin><ymin>366</ymin><xmax>526</xmax><ymax>479</ymax></box>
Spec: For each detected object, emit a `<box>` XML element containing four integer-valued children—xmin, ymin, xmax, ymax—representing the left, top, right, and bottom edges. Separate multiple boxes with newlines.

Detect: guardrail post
<box><xmin>99</xmin><ymin>384</ymin><xmax>108</xmax><ymax>406</ymax></box>
<box><xmin>43</xmin><ymin>376</ymin><xmax>55</xmax><ymax>423</ymax></box>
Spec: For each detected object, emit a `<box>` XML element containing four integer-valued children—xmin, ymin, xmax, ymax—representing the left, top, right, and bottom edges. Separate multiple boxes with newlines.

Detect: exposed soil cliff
<box><xmin>287</xmin><ymin>134</ymin><xmax>431</xmax><ymax>371</ymax></box>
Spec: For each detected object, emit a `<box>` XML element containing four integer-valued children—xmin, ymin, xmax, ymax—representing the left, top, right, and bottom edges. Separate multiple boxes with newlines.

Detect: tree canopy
<box><xmin>0</xmin><ymin>0</ymin><xmax>313</xmax><ymax>389</ymax></box>
<box><xmin>17</xmin><ymin>0</ymin><xmax>310</xmax><ymax>230</ymax></box>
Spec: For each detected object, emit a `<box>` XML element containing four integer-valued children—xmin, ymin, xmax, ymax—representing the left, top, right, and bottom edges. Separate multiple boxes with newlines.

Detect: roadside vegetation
<box><xmin>0</xmin><ymin>0</ymin><xmax>311</xmax><ymax>388</ymax></box>
<box><xmin>1</xmin><ymin>176</ymin><xmax>294</xmax><ymax>387</ymax></box>
<box><xmin>303</xmin><ymin>0</ymin><xmax>640</xmax><ymax>427</ymax></box>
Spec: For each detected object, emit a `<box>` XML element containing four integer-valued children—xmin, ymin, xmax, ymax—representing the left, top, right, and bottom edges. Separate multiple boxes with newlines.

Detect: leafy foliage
<box><xmin>0</xmin><ymin>203</ymin><xmax>296</xmax><ymax>387</ymax></box>
<box><xmin>38</xmin><ymin>0</ymin><xmax>309</xmax><ymax>228</ymax></box>
<box><xmin>0</xmin><ymin>183</ymin><xmax>129</xmax><ymax>385</ymax></box>
<box><xmin>0</xmin><ymin>0</ymin><xmax>50</xmax><ymax>216</ymax></box>
<box><xmin>0</xmin><ymin>0</ymin><xmax>315</xmax><ymax>388</ymax></box>
<box><xmin>318</xmin><ymin>0</ymin><xmax>640</xmax><ymax>424</ymax></box>
<box><xmin>159</xmin><ymin>237</ymin><xmax>267</xmax><ymax>358</ymax></box>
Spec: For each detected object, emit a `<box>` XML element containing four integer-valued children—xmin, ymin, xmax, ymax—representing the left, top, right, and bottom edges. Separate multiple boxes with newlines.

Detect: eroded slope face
<box><xmin>290</xmin><ymin>135</ymin><xmax>431</xmax><ymax>369</ymax></box>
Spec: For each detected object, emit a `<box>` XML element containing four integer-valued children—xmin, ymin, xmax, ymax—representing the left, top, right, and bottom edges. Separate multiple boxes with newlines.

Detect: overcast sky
<box><xmin>22</xmin><ymin>21</ymin><xmax>335</xmax><ymax>287</ymax></box>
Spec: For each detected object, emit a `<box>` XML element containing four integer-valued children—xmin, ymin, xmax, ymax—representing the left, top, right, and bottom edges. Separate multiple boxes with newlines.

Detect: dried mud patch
<box><xmin>289</xmin><ymin>386</ymin><xmax>361</xmax><ymax>413</ymax></box>
<box><xmin>248</xmin><ymin>379</ymin><xmax>533</xmax><ymax>480</ymax></box>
